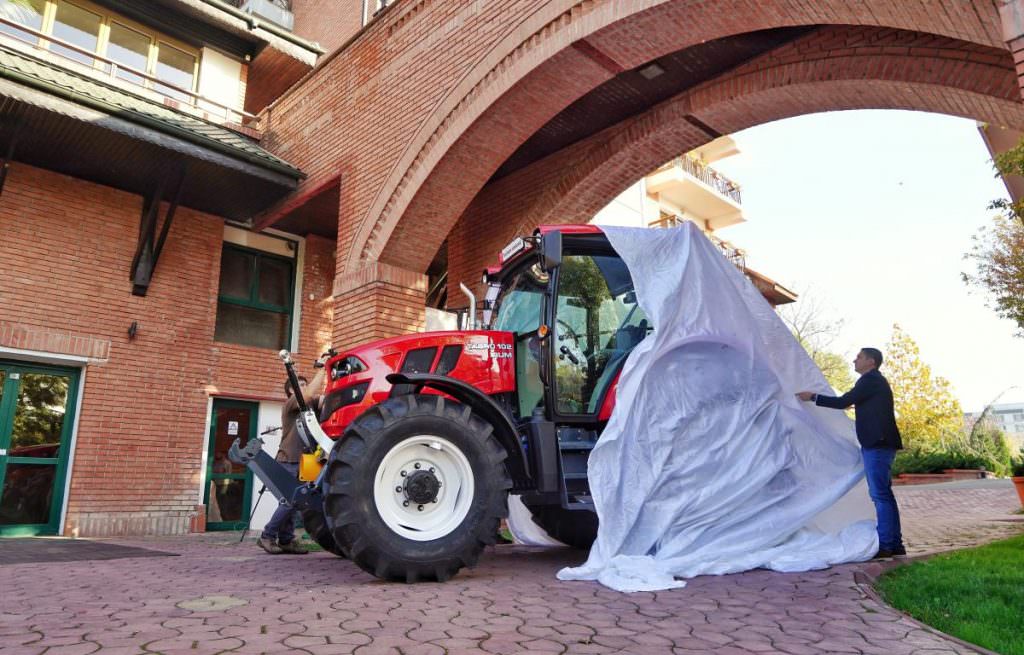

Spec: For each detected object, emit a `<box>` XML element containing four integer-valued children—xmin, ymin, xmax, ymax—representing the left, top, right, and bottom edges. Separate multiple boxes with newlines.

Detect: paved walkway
<box><xmin>0</xmin><ymin>482</ymin><xmax>1021</xmax><ymax>655</ymax></box>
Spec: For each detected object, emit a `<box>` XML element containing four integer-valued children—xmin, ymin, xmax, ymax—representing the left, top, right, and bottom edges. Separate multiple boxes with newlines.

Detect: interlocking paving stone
<box><xmin>0</xmin><ymin>538</ymin><xmax>177</xmax><ymax>566</ymax></box>
<box><xmin>0</xmin><ymin>482</ymin><xmax>1019</xmax><ymax>654</ymax></box>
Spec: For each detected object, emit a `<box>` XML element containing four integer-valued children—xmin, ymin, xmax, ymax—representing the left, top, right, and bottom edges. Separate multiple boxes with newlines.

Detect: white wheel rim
<box><xmin>373</xmin><ymin>435</ymin><xmax>475</xmax><ymax>541</ymax></box>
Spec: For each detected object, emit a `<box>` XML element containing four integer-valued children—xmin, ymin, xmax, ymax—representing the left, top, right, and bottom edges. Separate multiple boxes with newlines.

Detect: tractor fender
<box><xmin>386</xmin><ymin>372</ymin><xmax>531</xmax><ymax>489</ymax></box>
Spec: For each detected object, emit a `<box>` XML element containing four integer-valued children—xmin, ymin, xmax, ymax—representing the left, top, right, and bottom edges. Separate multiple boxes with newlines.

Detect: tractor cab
<box><xmin>484</xmin><ymin>227</ymin><xmax>650</xmax><ymax>424</ymax></box>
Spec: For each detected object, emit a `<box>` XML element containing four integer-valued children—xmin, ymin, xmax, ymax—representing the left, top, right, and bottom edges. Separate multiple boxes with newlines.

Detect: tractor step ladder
<box><xmin>556</xmin><ymin>431</ymin><xmax>597</xmax><ymax>510</ymax></box>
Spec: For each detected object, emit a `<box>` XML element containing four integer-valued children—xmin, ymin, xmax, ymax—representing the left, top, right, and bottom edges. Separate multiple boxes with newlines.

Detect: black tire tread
<box><xmin>323</xmin><ymin>395</ymin><xmax>512</xmax><ymax>582</ymax></box>
<box><xmin>526</xmin><ymin>504</ymin><xmax>598</xmax><ymax>550</ymax></box>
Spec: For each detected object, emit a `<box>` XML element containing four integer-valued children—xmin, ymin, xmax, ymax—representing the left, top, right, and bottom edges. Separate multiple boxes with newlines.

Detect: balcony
<box><xmin>0</xmin><ymin>15</ymin><xmax>257</xmax><ymax>132</ymax></box>
<box><xmin>229</xmin><ymin>0</ymin><xmax>294</xmax><ymax>31</ymax></box>
<box><xmin>645</xmin><ymin>155</ymin><xmax>744</xmax><ymax>230</ymax></box>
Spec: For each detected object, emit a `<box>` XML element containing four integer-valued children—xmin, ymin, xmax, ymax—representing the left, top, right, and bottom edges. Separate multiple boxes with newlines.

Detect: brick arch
<box><xmin>537</xmin><ymin>25</ymin><xmax>1024</xmax><ymax>225</ymax></box>
<box><xmin>444</xmin><ymin>25</ymin><xmax>1024</xmax><ymax>296</ymax></box>
<box><xmin>358</xmin><ymin>0</ymin><xmax>1005</xmax><ymax>275</ymax></box>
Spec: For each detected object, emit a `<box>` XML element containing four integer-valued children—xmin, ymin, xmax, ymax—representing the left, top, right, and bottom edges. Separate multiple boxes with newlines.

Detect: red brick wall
<box><xmin>290</xmin><ymin>0</ymin><xmax>365</xmax><ymax>54</ymax></box>
<box><xmin>0</xmin><ymin>163</ymin><xmax>334</xmax><ymax>536</ymax></box>
<box><xmin>257</xmin><ymin>0</ymin><xmax>1012</xmax><ymax>344</ymax></box>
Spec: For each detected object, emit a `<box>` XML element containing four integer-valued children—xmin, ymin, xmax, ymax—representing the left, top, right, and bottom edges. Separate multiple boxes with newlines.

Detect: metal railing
<box><xmin>0</xmin><ymin>16</ymin><xmax>256</xmax><ymax>126</ymax></box>
<box><xmin>227</xmin><ymin>0</ymin><xmax>292</xmax><ymax>10</ymax></box>
<box><xmin>657</xmin><ymin>155</ymin><xmax>742</xmax><ymax>204</ymax></box>
<box><xmin>649</xmin><ymin>215</ymin><xmax>747</xmax><ymax>269</ymax></box>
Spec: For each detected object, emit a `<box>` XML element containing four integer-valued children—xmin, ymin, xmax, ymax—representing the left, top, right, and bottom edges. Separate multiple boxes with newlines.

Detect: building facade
<box><xmin>3</xmin><ymin>0</ymin><xmax>1024</xmax><ymax>537</ymax></box>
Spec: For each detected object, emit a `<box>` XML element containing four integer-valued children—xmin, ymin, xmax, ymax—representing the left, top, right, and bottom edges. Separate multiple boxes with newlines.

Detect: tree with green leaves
<box><xmin>963</xmin><ymin>140</ymin><xmax>1024</xmax><ymax>335</ymax></box>
<box><xmin>962</xmin><ymin>213</ymin><xmax>1024</xmax><ymax>336</ymax></box>
<box><xmin>884</xmin><ymin>324</ymin><xmax>963</xmax><ymax>450</ymax></box>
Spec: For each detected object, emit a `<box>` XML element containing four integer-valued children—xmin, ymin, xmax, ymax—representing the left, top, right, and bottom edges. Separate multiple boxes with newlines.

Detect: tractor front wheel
<box><xmin>323</xmin><ymin>394</ymin><xmax>511</xmax><ymax>582</ymax></box>
<box><xmin>300</xmin><ymin>507</ymin><xmax>346</xmax><ymax>557</ymax></box>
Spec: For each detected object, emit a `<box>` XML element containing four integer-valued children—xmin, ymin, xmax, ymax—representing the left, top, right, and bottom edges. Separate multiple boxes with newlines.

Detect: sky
<box><xmin>709</xmin><ymin>110</ymin><xmax>1024</xmax><ymax>413</ymax></box>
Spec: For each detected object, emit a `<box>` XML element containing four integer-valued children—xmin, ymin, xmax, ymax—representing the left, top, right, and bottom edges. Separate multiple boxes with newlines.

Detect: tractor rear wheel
<box><xmin>323</xmin><ymin>394</ymin><xmax>511</xmax><ymax>582</ymax></box>
<box><xmin>300</xmin><ymin>508</ymin><xmax>345</xmax><ymax>557</ymax></box>
<box><xmin>526</xmin><ymin>504</ymin><xmax>598</xmax><ymax>550</ymax></box>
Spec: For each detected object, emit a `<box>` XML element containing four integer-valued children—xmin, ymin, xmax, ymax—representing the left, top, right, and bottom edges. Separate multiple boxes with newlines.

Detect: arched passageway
<box><xmin>258</xmin><ymin>0</ymin><xmax>1024</xmax><ymax>346</ymax></box>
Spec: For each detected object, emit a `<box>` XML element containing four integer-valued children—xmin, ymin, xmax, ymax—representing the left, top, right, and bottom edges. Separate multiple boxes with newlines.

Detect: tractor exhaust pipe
<box><xmin>459</xmin><ymin>282</ymin><xmax>476</xmax><ymax>330</ymax></box>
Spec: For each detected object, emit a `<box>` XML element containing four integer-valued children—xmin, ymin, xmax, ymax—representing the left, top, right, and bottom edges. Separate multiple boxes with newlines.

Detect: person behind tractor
<box><xmin>257</xmin><ymin>365</ymin><xmax>326</xmax><ymax>555</ymax></box>
<box><xmin>796</xmin><ymin>347</ymin><xmax>905</xmax><ymax>559</ymax></box>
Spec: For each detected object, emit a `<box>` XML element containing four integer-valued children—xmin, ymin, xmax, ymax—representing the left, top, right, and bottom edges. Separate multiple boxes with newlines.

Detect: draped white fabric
<box><xmin>548</xmin><ymin>223</ymin><xmax>877</xmax><ymax>592</ymax></box>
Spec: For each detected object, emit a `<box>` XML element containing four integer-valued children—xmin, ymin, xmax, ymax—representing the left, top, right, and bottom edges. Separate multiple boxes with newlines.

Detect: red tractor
<box><xmin>233</xmin><ymin>226</ymin><xmax>651</xmax><ymax>582</ymax></box>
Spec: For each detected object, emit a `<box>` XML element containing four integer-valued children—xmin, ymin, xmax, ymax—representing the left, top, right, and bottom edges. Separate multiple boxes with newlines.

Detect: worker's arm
<box><xmin>812</xmin><ymin>374</ymin><xmax>876</xmax><ymax>410</ymax></box>
<box><xmin>302</xmin><ymin>367</ymin><xmax>326</xmax><ymax>404</ymax></box>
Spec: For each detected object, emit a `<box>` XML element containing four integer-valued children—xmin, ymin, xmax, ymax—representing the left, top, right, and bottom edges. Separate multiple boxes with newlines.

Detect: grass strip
<box><xmin>876</xmin><ymin>534</ymin><xmax>1024</xmax><ymax>655</ymax></box>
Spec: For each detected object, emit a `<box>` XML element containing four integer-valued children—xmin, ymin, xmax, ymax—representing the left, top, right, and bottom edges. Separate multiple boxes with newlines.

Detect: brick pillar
<box><xmin>1000</xmin><ymin>0</ymin><xmax>1024</xmax><ymax>99</ymax></box>
<box><xmin>333</xmin><ymin>261</ymin><xmax>427</xmax><ymax>349</ymax></box>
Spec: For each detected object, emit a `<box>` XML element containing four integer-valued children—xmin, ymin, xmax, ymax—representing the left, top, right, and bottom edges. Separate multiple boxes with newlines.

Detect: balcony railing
<box><xmin>657</xmin><ymin>155</ymin><xmax>742</xmax><ymax>204</ymax></box>
<box><xmin>228</xmin><ymin>0</ymin><xmax>295</xmax><ymax>30</ymax></box>
<box><xmin>649</xmin><ymin>215</ymin><xmax>747</xmax><ymax>268</ymax></box>
<box><xmin>227</xmin><ymin>0</ymin><xmax>292</xmax><ymax>10</ymax></box>
<box><xmin>0</xmin><ymin>15</ymin><xmax>257</xmax><ymax>128</ymax></box>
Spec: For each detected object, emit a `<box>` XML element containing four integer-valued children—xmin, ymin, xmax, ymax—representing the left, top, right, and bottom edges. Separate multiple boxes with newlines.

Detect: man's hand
<box><xmin>795</xmin><ymin>391</ymin><xmax>816</xmax><ymax>402</ymax></box>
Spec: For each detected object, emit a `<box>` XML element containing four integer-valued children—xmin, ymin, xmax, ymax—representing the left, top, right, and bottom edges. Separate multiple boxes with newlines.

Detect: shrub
<box><xmin>1012</xmin><ymin>448</ymin><xmax>1024</xmax><ymax>478</ymax></box>
<box><xmin>892</xmin><ymin>448</ymin><xmax>1008</xmax><ymax>477</ymax></box>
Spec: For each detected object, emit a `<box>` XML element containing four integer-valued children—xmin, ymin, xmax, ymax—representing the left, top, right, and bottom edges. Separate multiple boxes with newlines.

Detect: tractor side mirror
<box><xmin>540</xmin><ymin>231</ymin><xmax>562</xmax><ymax>272</ymax></box>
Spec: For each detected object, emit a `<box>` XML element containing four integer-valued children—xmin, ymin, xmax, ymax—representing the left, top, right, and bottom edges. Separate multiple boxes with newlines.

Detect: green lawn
<box><xmin>876</xmin><ymin>534</ymin><xmax>1024</xmax><ymax>655</ymax></box>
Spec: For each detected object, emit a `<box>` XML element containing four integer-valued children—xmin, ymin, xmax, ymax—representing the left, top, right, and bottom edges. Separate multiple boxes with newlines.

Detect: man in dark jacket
<box><xmin>257</xmin><ymin>366</ymin><xmax>325</xmax><ymax>555</ymax></box>
<box><xmin>797</xmin><ymin>347</ymin><xmax>905</xmax><ymax>558</ymax></box>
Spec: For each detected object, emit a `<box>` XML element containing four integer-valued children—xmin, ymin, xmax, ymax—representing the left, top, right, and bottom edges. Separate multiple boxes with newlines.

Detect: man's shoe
<box><xmin>891</xmin><ymin>545</ymin><xmax>907</xmax><ymax>557</ymax></box>
<box><xmin>257</xmin><ymin>536</ymin><xmax>283</xmax><ymax>554</ymax></box>
<box><xmin>277</xmin><ymin>540</ymin><xmax>309</xmax><ymax>554</ymax></box>
<box><xmin>873</xmin><ymin>549</ymin><xmax>895</xmax><ymax>560</ymax></box>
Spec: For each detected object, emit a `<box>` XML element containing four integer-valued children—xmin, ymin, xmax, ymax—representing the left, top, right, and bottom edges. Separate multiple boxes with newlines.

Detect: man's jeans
<box><xmin>862</xmin><ymin>447</ymin><xmax>903</xmax><ymax>550</ymax></box>
<box><xmin>260</xmin><ymin>462</ymin><xmax>298</xmax><ymax>545</ymax></box>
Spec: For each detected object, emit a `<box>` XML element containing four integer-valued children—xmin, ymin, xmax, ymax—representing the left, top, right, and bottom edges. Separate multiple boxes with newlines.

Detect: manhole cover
<box><xmin>176</xmin><ymin>595</ymin><xmax>248</xmax><ymax>611</ymax></box>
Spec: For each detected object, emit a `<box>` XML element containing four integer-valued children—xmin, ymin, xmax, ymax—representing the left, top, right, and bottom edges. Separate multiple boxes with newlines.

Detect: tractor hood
<box><xmin>320</xmin><ymin>330</ymin><xmax>517</xmax><ymax>436</ymax></box>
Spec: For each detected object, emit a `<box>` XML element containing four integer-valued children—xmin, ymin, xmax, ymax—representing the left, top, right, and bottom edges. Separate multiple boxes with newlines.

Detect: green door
<box><xmin>204</xmin><ymin>399</ymin><xmax>257</xmax><ymax>531</ymax></box>
<box><xmin>0</xmin><ymin>362</ymin><xmax>80</xmax><ymax>537</ymax></box>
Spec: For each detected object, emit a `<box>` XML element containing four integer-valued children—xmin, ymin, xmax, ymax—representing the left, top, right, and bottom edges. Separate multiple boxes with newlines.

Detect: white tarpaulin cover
<box><xmin>525</xmin><ymin>223</ymin><xmax>877</xmax><ymax>592</ymax></box>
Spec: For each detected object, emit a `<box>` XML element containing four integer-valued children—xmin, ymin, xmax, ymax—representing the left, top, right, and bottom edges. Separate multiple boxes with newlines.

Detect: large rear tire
<box><xmin>323</xmin><ymin>394</ymin><xmax>511</xmax><ymax>582</ymax></box>
<box><xmin>300</xmin><ymin>508</ymin><xmax>346</xmax><ymax>557</ymax></box>
<box><xmin>526</xmin><ymin>504</ymin><xmax>598</xmax><ymax>550</ymax></box>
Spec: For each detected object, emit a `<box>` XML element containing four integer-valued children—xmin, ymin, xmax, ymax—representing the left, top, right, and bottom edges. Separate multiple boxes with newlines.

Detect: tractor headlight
<box><xmin>331</xmin><ymin>356</ymin><xmax>367</xmax><ymax>381</ymax></box>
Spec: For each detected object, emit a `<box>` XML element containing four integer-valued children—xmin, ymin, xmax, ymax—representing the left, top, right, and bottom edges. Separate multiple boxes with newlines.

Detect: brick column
<box><xmin>1000</xmin><ymin>0</ymin><xmax>1024</xmax><ymax>99</ymax></box>
<box><xmin>332</xmin><ymin>261</ymin><xmax>427</xmax><ymax>349</ymax></box>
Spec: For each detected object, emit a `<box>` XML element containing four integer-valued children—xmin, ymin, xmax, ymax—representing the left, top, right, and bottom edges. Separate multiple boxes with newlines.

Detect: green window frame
<box><xmin>214</xmin><ymin>243</ymin><xmax>296</xmax><ymax>351</ymax></box>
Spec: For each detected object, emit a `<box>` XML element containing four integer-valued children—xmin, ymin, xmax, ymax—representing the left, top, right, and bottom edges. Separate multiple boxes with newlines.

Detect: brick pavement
<box><xmin>0</xmin><ymin>482</ymin><xmax>1020</xmax><ymax>655</ymax></box>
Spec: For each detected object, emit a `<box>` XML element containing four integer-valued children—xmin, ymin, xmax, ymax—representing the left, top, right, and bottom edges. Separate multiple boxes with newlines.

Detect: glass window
<box><xmin>106</xmin><ymin>21</ymin><xmax>150</xmax><ymax>85</ymax></box>
<box><xmin>0</xmin><ymin>0</ymin><xmax>45</xmax><ymax>41</ymax></box>
<box><xmin>491</xmin><ymin>264</ymin><xmax>549</xmax><ymax>416</ymax></box>
<box><xmin>257</xmin><ymin>257</ymin><xmax>292</xmax><ymax>308</ymax></box>
<box><xmin>214</xmin><ymin>244</ymin><xmax>294</xmax><ymax>351</ymax></box>
<box><xmin>155</xmin><ymin>42</ymin><xmax>196</xmax><ymax>103</ymax></box>
<box><xmin>218</xmin><ymin>248</ymin><xmax>254</xmax><ymax>301</ymax></box>
<box><xmin>553</xmin><ymin>255</ymin><xmax>647</xmax><ymax>414</ymax></box>
<box><xmin>50</xmin><ymin>1</ymin><xmax>101</xmax><ymax>66</ymax></box>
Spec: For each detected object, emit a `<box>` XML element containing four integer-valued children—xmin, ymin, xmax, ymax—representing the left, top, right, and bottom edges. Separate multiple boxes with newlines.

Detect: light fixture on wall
<box><xmin>638</xmin><ymin>63</ymin><xmax>665</xmax><ymax>80</ymax></box>
<box><xmin>128</xmin><ymin>321</ymin><xmax>139</xmax><ymax>340</ymax></box>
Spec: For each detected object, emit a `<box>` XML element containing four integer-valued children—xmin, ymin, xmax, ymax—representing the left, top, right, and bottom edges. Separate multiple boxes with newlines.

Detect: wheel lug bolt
<box><xmin>414</xmin><ymin>463</ymin><xmax>421</xmax><ymax>469</ymax></box>
<box><xmin>417</xmin><ymin>505</ymin><xmax>424</xmax><ymax>511</ymax></box>
<box><xmin>429</xmin><ymin>467</ymin><xmax>434</xmax><ymax>473</ymax></box>
<box><xmin>395</xmin><ymin>486</ymin><xmax>403</xmax><ymax>493</ymax></box>
<box><xmin>400</xmin><ymin>470</ymin><xmax>407</xmax><ymax>477</ymax></box>
<box><xmin>403</xmin><ymin>501</ymin><xmax>409</xmax><ymax>507</ymax></box>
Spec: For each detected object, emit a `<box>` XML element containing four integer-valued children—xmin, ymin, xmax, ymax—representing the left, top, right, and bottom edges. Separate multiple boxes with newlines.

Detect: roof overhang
<box><xmin>0</xmin><ymin>78</ymin><xmax>299</xmax><ymax>220</ymax></box>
